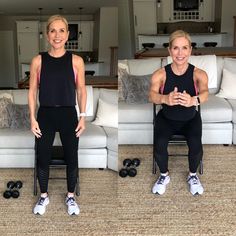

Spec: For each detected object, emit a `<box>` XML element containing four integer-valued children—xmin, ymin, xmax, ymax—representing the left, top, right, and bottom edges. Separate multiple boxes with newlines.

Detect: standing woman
<box><xmin>28</xmin><ymin>15</ymin><xmax>87</xmax><ymax>215</ymax></box>
<box><xmin>149</xmin><ymin>30</ymin><xmax>208</xmax><ymax>196</ymax></box>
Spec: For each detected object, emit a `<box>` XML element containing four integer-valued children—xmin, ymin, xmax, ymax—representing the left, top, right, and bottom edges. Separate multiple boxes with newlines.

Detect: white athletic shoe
<box><xmin>33</xmin><ymin>196</ymin><xmax>49</xmax><ymax>215</ymax></box>
<box><xmin>187</xmin><ymin>175</ymin><xmax>204</xmax><ymax>195</ymax></box>
<box><xmin>65</xmin><ymin>196</ymin><xmax>80</xmax><ymax>215</ymax></box>
<box><xmin>152</xmin><ymin>175</ymin><xmax>170</xmax><ymax>195</ymax></box>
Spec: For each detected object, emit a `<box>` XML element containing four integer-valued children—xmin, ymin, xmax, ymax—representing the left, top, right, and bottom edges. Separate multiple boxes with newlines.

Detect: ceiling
<box><xmin>0</xmin><ymin>0</ymin><xmax>118</xmax><ymax>16</ymax></box>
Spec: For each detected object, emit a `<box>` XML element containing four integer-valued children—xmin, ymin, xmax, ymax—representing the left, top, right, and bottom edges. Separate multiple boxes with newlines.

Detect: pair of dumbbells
<box><xmin>119</xmin><ymin>158</ymin><xmax>141</xmax><ymax>178</ymax></box>
<box><xmin>3</xmin><ymin>181</ymin><xmax>23</xmax><ymax>199</ymax></box>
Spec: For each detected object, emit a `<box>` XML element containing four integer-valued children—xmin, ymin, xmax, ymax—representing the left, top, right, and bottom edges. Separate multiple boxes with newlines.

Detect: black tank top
<box><xmin>39</xmin><ymin>51</ymin><xmax>76</xmax><ymax>106</ymax></box>
<box><xmin>162</xmin><ymin>63</ymin><xmax>197</xmax><ymax>121</ymax></box>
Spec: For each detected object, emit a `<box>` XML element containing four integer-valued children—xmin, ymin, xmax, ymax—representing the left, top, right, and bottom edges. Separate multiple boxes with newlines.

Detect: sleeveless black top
<box><xmin>39</xmin><ymin>51</ymin><xmax>76</xmax><ymax>106</ymax></box>
<box><xmin>162</xmin><ymin>63</ymin><xmax>197</xmax><ymax>121</ymax></box>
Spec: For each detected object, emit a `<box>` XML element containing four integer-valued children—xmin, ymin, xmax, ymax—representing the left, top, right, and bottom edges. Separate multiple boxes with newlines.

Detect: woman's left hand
<box><xmin>178</xmin><ymin>90</ymin><xmax>194</xmax><ymax>107</ymax></box>
<box><xmin>75</xmin><ymin>117</ymin><xmax>86</xmax><ymax>137</ymax></box>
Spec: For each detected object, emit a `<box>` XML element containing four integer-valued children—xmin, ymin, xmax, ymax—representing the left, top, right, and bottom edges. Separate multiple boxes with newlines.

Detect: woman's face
<box><xmin>168</xmin><ymin>37</ymin><xmax>192</xmax><ymax>66</ymax></box>
<box><xmin>47</xmin><ymin>20</ymin><xmax>69</xmax><ymax>49</ymax></box>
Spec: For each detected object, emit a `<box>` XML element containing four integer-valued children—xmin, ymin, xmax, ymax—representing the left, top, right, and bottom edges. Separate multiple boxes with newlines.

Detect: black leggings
<box><xmin>36</xmin><ymin>106</ymin><xmax>79</xmax><ymax>193</ymax></box>
<box><xmin>154</xmin><ymin>109</ymin><xmax>203</xmax><ymax>174</ymax></box>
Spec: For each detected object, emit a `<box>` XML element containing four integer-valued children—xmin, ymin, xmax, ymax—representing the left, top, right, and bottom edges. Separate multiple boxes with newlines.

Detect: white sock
<box><xmin>161</xmin><ymin>172</ymin><xmax>168</xmax><ymax>177</ymax></box>
<box><xmin>189</xmin><ymin>172</ymin><xmax>196</xmax><ymax>176</ymax></box>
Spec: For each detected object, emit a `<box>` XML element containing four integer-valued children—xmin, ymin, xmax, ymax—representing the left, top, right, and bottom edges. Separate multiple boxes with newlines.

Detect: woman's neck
<box><xmin>171</xmin><ymin>63</ymin><xmax>189</xmax><ymax>75</ymax></box>
<box><xmin>48</xmin><ymin>48</ymin><xmax>66</xmax><ymax>58</ymax></box>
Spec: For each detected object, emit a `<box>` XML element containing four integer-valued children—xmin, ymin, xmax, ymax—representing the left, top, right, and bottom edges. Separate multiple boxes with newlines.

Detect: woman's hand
<box><xmin>166</xmin><ymin>87</ymin><xmax>180</xmax><ymax>106</ymax></box>
<box><xmin>31</xmin><ymin>119</ymin><xmax>42</xmax><ymax>138</ymax></box>
<box><xmin>75</xmin><ymin>117</ymin><xmax>86</xmax><ymax>138</ymax></box>
<box><xmin>178</xmin><ymin>90</ymin><xmax>194</xmax><ymax>107</ymax></box>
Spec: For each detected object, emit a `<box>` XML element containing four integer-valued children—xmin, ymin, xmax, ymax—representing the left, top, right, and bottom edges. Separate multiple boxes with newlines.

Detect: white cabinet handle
<box><xmin>135</xmin><ymin>15</ymin><xmax>137</xmax><ymax>26</ymax></box>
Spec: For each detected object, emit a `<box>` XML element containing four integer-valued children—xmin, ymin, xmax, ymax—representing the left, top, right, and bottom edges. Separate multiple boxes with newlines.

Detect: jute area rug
<box><xmin>0</xmin><ymin>168</ymin><xmax>117</xmax><ymax>236</ymax></box>
<box><xmin>118</xmin><ymin>144</ymin><xmax>236</xmax><ymax>236</ymax></box>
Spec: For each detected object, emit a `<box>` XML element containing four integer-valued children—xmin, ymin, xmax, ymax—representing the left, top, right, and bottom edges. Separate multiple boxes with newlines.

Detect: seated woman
<box><xmin>149</xmin><ymin>30</ymin><xmax>208</xmax><ymax>196</ymax></box>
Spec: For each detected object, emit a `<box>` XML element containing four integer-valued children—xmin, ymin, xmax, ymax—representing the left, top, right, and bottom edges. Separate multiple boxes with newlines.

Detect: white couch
<box><xmin>118</xmin><ymin>56</ymin><xmax>236</xmax><ymax>145</ymax></box>
<box><xmin>0</xmin><ymin>88</ymin><xmax>118</xmax><ymax>171</ymax></box>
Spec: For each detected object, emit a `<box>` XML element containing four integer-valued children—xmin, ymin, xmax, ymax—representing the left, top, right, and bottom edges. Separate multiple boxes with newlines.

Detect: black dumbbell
<box><xmin>119</xmin><ymin>158</ymin><xmax>141</xmax><ymax>178</ymax></box>
<box><xmin>11</xmin><ymin>181</ymin><xmax>23</xmax><ymax>198</ymax></box>
<box><xmin>3</xmin><ymin>181</ymin><xmax>23</xmax><ymax>199</ymax></box>
<box><xmin>3</xmin><ymin>181</ymin><xmax>15</xmax><ymax>199</ymax></box>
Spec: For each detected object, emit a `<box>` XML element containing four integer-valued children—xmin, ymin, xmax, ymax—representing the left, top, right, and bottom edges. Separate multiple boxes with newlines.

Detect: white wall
<box><xmin>221</xmin><ymin>0</ymin><xmax>236</xmax><ymax>46</ymax></box>
<box><xmin>98</xmin><ymin>7</ymin><xmax>118</xmax><ymax>75</ymax></box>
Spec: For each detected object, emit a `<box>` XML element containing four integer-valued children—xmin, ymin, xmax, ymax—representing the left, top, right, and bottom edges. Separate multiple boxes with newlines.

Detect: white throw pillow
<box><xmin>92</xmin><ymin>99</ymin><xmax>118</xmax><ymax>128</ymax></box>
<box><xmin>216</xmin><ymin>69</ymin><xmax>236</xmax><ymax>99</ymax></box>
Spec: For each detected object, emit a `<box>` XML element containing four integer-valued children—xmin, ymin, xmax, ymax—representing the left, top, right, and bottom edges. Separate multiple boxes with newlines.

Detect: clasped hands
<box><xmin>166</xmin><ymin>87</ymin><xmax>193</xmax><ymax>107</ymax></box>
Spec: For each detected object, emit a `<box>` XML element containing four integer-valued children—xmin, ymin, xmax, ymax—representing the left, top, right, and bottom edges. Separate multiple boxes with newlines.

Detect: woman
<box><xmin>149</xmin><ymin>30</ymin><xmax>208</xmax><ymax>196</ymax></box>
<box><xmin>28</xmin><ymin>15</ymin><xmax>87</xmax><ymax>215</ymax></box>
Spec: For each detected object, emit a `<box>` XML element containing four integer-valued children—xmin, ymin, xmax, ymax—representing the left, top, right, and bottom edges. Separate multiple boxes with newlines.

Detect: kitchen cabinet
<box><xmin>157</xmin><ymin>0</ymin><xmax>172</xmax><ymax>23</ymax></box>
<box><xmin>199</xmin><ymin>0</ymin><xmax>215</xmax><ymax>22</ymax></box>
<box><xmin>79</xmin><ymin>21</ymin><xmax>94</xmax><ymax>52</ymax></box>
<box><xmin>16</xmin><ymin>21</ymin><xmax>39</xmax><ymax>80</ymax></box>
<box><xmin>157</xmin><ymin>0</ymin><xmax>215</xmax><ymax>23</ymax></box>
<box><xmin>133</xmin><ymin>0</ymin><xmax>157</xmax><ymax>50</ymax></box>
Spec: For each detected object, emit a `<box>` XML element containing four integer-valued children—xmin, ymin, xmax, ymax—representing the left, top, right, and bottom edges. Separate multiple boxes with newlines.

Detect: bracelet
<box><xmin>79</xmin><ymin>112</ymin><xmax>86</xmax><ymax>117</ymax></box>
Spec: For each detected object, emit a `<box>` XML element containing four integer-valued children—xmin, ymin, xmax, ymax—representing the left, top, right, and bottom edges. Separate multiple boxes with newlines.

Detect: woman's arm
<box><xmin>73</xmin><ymin>55</ymin><xmax>87</xmax><ymax>137</ymax></box>
<box><xmin>28</xmin><ymin>55</ymin><xmax>42</xmax><ymax>138</ymax></box>
<box><xmin>195</xmin><ymin>68</ymin><xmax>209</xmax><ymax>104</ymax></box>
<box><xmin>149</xmin><ymin>68</ymin><xmax>180</xmax><ymax>106</ymax></box>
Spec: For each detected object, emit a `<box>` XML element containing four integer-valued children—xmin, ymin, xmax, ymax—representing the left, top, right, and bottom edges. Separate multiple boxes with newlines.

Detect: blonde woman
<box><xmin>28</xmin><ymin>15</ymin><xmax>87</xmax><ymax>215</ymax></box>
<box><xmin>149</xmin><ymin>30</ymin><xmax>208</xmax><ymax>196</ymax></box>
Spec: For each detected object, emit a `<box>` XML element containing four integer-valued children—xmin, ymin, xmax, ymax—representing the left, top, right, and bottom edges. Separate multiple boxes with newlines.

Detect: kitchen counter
<box><xmin>135</xmin><ymin>47</ymin><xmax>236</xmax><ymax>59</ymax></box>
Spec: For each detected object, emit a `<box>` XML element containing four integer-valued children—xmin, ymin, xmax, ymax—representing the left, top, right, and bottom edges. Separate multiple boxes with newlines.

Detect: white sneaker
<box><xmin>187</xmin><ymin>175</ymin><xmax>204</xmax><ymax>195</ymax></box>
<box><xmin>65</xmin><ymin>196</ymin><xmax>80</xmax><ymax>215</ymax></box>
<box><xmin>33</xmin><ymin>196</ymin><xmax>49</xmax><ymax>215</ymax></box>
<box><xmin>152</xmin><ymin>175</ymin><xmax>170</xmax><ymax>195</ymax></box>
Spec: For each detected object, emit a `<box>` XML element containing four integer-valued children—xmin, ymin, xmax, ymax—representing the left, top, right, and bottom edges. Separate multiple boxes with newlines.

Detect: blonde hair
<box><xmin>46</xmin><ymin>15</ymin><xmax>69</xmax><ymax>33</ymax></box>
<box><xmin>169</xmin><ymin>30</ymin><xmax>192</xmax><ymax>48</ymax></box>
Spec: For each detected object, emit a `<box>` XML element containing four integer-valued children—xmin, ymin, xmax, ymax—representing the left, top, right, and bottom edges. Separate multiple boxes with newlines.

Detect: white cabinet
<box><xmin>16</xmin><ymin>21</ymin><xmax>39</xmax><ymax>80</ymax></box>
<box><xmin>157</xmin><ymin>0</ymin><xmax>172</xmax><ymax>23</ymax></box>
<box><xmin>133</xmin><ymin>0</ymin><xmax>157</xmax><ymax>50</ymax></box>
<box><xmin>79</xmin><ymin>21</ymin><xmax>94</xmax><ymax>51</ymax></box>
<box><xmin>199</xmin><ymin>0</ymin><xmax>215</xmax><ymax>22</ymax></box>
<box><xmin>157</xmin><ymin>0</ymin><xmax>215</xmax><ymax>23</ymax></box>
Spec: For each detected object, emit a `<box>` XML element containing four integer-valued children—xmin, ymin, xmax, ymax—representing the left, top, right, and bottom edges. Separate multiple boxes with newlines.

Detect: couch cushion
<box><xmin>201</xmin><ymin>94</ymin><xmax>232</xmax><ymax>123</ymax></box>
<box><xmin>103</xmin><ymin>127</ymin><xmax>118</xmax><ymax>152</ymax></box>
<box><xmin>12</xmin><ymin>90</ymin><xmax>28</xmax><ymax>104</ymax></box>
<box><xmin>127</xmin><ymin>58</ymin><xmax>162</xmax><ymax>75</ymax></box>
<box><xmin>0</xmin><ymin>129</ymin><xmax>34</xmax><ymax>148</ymax></box>
<box><xmin>119</xmin><ymin>101</ymin><xmax>154</xmax><ymax>123</ymax></box>
<box><xmin>227</xmin><ymin>99</ymin><xmax>236</xmax><ymax>123</ymax></box>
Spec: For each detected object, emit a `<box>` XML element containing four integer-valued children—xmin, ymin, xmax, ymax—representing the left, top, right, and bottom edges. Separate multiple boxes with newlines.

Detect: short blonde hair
<box><xmin>46</xmin><ymin>15</ymin><xmax>69</xmax><ymax>33</ymax></box>
<box><xmin>169</xmin><ymin>30</ymin><xmax>192</xmax><ymax>48</ymax></box>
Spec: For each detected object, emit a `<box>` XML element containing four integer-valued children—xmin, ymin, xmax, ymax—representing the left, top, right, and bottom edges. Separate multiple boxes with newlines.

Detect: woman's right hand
<box><xmin>166</xmin><ymin>87</ymin><xmax>180</xmax><ymax>106</ymax></box>
<box><xmin>31</xmin><ymin>119</ymin><xmax>42</xmax><ymax>138</ymax></box>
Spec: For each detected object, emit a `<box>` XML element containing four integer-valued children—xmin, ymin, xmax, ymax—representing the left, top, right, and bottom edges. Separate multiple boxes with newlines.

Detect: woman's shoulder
<box><xmin>31</xmin><ymin>54</ymin><xmax>42</xmax><ymax>66</ymax></box>
<box><xmin>72</xmin><ymin>54</ymin><xmax>85</xmax><ymax>66</ymax></box>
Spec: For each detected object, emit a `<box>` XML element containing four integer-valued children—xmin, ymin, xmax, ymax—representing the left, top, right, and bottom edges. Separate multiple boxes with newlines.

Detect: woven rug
<box><xmin>118</xmin><ymin>145</ymin><xmax>236</xmax><ymax>236</ymax></box>
<box><xmin>0</xmin><ymin>145</ymin><xmax>236</xmax><ymax>236</ymax></box>
<box><xmin>0</xmin><ymin>168</ymin><xmax>117</xmax><ymax>236</ymax></box>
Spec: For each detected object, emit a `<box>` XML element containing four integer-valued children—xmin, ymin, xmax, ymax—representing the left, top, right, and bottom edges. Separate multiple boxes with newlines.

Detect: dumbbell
<box><xmin>3</xmin><ymin>180</ymin><xmax>23</xmax><ymax>199</ymax></box>
<box><xmin>119</xmin><ymin>158</ymin><xmax>141</xmax><ymax>178</ymax></box>
<box><xmin>3</xmin><ymin>181</ymin><xmax>15</xmax><ymax>199</ymax></box>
